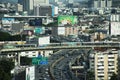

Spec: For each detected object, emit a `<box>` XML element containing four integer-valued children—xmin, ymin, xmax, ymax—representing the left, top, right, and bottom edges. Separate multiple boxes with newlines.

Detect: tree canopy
<box><xmin>0</xmin><ymin>58</ymin><xmax>14</xmax><ymax>80</ymax></box>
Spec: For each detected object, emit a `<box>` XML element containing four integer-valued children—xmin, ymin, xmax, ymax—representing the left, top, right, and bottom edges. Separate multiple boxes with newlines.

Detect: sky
<box><xmin>0</xmin><ymin>0</ymin><xmax>87</xmax><ymax>3</ymax></box>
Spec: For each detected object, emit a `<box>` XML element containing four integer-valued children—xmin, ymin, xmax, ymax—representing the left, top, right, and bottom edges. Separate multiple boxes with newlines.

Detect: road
<box><xmin>49</xmin><ymin>49</ymin><xmax>80</xmax><ymax>80</ymax></box>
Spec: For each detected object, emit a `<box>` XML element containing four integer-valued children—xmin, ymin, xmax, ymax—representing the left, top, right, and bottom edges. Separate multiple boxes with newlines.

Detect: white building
<box><xmin>106</xmin><ymin>0</ymin><xmax>112</xmax><ymax>7</ymax></box>
<box><xmin>21</xmin><ymin>0</ymin><xmax>49</xmax><ymax>15</ymax></box>
<box><xmin>110</xmin><ymin>22</ymin><xmax>120</xmax><ymax>35</ymax></box>
<box><xmin>33</xmin><ymin>0</ymin><xmax>49</xmax><ymax>6</ymax></box>
<box><xmin>94</xmin><ymin>0</ymin><xmax>99</xmax><ymax>8</ymax></box>
<box><xmin>16</xmin><ymin>4</ymin><xmax>23</xmax><ymax>12</ymax></box>
<box><xmin>26</xmin><ymin>36</ymin><xmax>50</xmax><ymax>46</ymax></box>
<box><xmin>90</xmin><ymin>49</ymin><xmax>118</xmax><ymax>80</ymax></box>
<box><xmin>110</xmin><ymin>14</ymin><xmax>120</xmax><ymax>22</ymax></box>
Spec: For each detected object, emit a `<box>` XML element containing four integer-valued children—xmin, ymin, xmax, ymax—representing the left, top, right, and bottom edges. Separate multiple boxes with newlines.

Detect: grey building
<box><xmin>34</xmin><ymin>5</ymin><xmax>52</xmax><ymax>16</ymax></box>
<box><xmin>93</xmin><ymin>0</ymin><xmax>112</xmax><ymax>8</ymax></box>
<box><xmin>112</xmin><ymin>0</ymin><xmax>120</xmax><ymax>7</ymax></box>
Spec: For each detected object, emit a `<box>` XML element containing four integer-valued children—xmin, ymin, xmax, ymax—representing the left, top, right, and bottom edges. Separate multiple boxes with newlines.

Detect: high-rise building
<box><xmin>22</xmin><ymin>0</ymin><xmax>34</xmax><ymax>15</ymax></box>
<box><xmin>34</xmin><ymin>5</ymin><xmax>52</xmax><ymax>16</ymax></box>
<box><xmin>16</xmin><ymin>4</ymin><xmax>23</xmax><ymax>12</ymax></box>
<box><xmin>112</xmin><ymin>0</ymin><xmax>120</xmax><ymax>7</ymax></box>
<box><xmin>107</xmin><ymin>0</ymin><xmax>112</xmax><ymax>7</ymax></box>
<box><xmin>33</xmin><ymin>0</ymin><xmax>49</xmax><ymax>6</ymax></box>
<box><xmin>93</xmin><ymin>0</ymin><xmax>112</xmax><ymax>8</ymax></box>
<box><xmin>100</xmin><ymin>0</ymin><xmax>106</xmax><ymax>8</ymax></box>
<box><xmin>18</xmin><ymin>0</ymin><xmax>49</xmax><ymax>15</ymax></box>
<box><xmin>18</xmin><ymin>0</ymin><xmax>23</xmax><ymax>5</ymax></box>
<box><xmin>110</xmin><ymin>22</ymin><xmax>120</xmax><ymax>36</ymax></box>
<box><xmin>93</xmin><ymin>0</ymin><xmax>99</xmax><ymax>8</ymax></box>
<box><xmin>90</xmin><ymin>49</ymin><xmax>118</xmax><ymax>80</ymax></box>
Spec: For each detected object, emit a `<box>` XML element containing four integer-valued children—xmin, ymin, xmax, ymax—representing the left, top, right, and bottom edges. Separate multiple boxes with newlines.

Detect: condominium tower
<box><xmin>90</xmin><ymin>49</ymin><xmax>118</xmax><ymax>80</ymax></box>
<box><xmin>93</xmin><ymin>0</ymin><xmax>112</xmax><ymax>8</ymax></box>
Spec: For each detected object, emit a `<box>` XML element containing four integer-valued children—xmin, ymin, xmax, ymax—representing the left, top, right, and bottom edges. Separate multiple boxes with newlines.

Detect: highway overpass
<box><xmin>3</xmin><ymin>15</ymin><xmax>57</xmax><ymax>18</ymax></box>
<box><xmin>0</xmin><ymin>44</ymin><xmax>120</xmax><ymax>53</ymax></box>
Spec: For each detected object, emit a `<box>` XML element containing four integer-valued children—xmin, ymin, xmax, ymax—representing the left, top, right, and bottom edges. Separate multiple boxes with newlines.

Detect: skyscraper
<box><xmin>18</xmin><ymin>0</ymin><xmax>33</xmax><ymax>15</ymax></box>
<box><xmin>112</xmin><ymin>0</ymin><xmax>120</xmax><ymax>7</ymax></box>
<box><xmin>93</xmin><ymin>0</ymin><xmax>112</xmax><ymax>8</ymax></box>
<box><xmin>18</xmin><ymin>0</ymin><xmax>49</xmax><ymax>15</ymax></box>
<box><xmin>33</xmin><ymin>0</ymin><xmax>49</xmax><ymax>6</ymax></box>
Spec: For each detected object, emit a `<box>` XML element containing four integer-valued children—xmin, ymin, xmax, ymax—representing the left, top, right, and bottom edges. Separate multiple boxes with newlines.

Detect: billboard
<box><xmin>32</xmin><ymin>56</ymin><xmax>48</xmax><ymax>65</ymax></box>
<box><xmin>2</xmin><ymin>18</ymin><xmax>14</xmax><ymax>26</ymax></box>
<box><xmin>26</xmin><ymin>66</ymin><xmax>35</xmax><ymax>80</ymax></box>
<box><xmin>29</xmin><ymin>18</ymin><xmax>42</xmax><ymax>26</ymax></box>
<box><xmin>58</xmin><ymin>15</ymin><xmax>78</xmax><ymax>26</ymax></box>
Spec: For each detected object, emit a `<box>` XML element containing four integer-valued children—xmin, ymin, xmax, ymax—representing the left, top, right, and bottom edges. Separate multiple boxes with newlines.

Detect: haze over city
<box><xmin>0</xmin><ymin>0</ymin><xmax>120</xmax><ymax>80</ymax></box>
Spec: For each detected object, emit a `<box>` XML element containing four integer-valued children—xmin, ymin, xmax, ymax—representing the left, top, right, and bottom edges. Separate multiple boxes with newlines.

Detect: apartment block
<box><xmin>90</xmin><ymin>49</ymin><xmax>118</xmax><ymax>80</ymax></box>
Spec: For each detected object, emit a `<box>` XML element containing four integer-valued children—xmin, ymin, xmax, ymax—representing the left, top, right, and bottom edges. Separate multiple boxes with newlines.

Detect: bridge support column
<box><xmin>17</xmin><ymin>52</ymin><xmax>21</xmax><ymax>66</ymax></box>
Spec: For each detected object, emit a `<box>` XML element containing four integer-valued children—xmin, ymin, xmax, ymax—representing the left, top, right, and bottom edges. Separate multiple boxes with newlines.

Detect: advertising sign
<box><xmin>2</xmin><ymin>18</ymin><xmax>14</xmax><ymax>26</ymax></box>
<box><xmin>32</xmin><ymin>56</ymin><xmax>48</xmax><ymax>65</ymax></box>
<box><xmin>58</xmin><ymin>15</ymin><xmax>78</xmax><ymax>26</ymax></box>
<box><xmin>34</xmin><ymin>27</ymin><xmax>45</xmax><ymax>34</ymax></box>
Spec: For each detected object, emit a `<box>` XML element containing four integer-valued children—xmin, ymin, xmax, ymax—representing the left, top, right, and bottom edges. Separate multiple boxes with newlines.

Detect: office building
<box><xmin>106</xmin><ymin>0</ymin><xmax>112</xmax><ymax>7</ymax></box>
<box><xmin>118</xmin><ymin>50</ymin><xmax>120</xmax><ymax>80</ymax></box>
<box><xmin>34</xmin><ymin>5</ymin><xmax>52</xmax><ymax>16</ymax></box>
<box><xmin>18</xmin><ymin>0</ymin><xmax>49</xmax><ymax>15</ymax></box>
<box><xmin>33</xmin><ymin>0</ymin><xmax>49</xmax><ymax>6</ymax></box>
<box><xmin>93</xmin><ymin>0</ymin><xmax>112</xmax><ymax>8</ymax></box>
<box><xmin>16</xmin><ymin>4</ymin><xmax>23</xmax><ymax>12</ymax></box>
<box><xmin>110</xmin><ymin>22</ymin><xmax>120</xmax><ymax>36</ymax></box>
<box><xmin>18</xmin><ymin>0</ymin><xmax>23</xmax><ymax>5</ymax></box>
<box><xmin>52</xmin><ymin>27</ymin><xmax>78</xmax><ymax>36</ymax></box>
<box><xmin>100</xmin><ymin>0</ymin><xmax>106</xmax><ymax>8</ymax></box>
<box><xmin>110</xmin><ymin>14</ymin><xmax>120</xmax><ymax>22</ymax></box>
<box><xmin>112</xmin><ymin>0</ymin><xmax>120</xmax><ymax>7</ymax></box>
<box><xmin>22</xmin><ymin>0</ymin><xmax>34</xmax><ymax>15</ymax></box>
<box><xmin>68</xmin><ymin>0</ymin><xmax>73</xmax><ymax>4</ymax></box>
<box><xmin>90</xmin><ymin>49</ymin><xmax>118</xmax><ymax>80</ymax></box>
<box><xmin>93</xmin><ymin>0</ymin><xmax>99</xmax><ymax>8</ymax></box>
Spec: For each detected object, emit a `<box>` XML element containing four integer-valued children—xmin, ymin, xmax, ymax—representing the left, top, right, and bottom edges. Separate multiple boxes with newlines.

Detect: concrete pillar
<box><xmin>18</xmin><ymin>52</ymin><xmax>21</xmax><ymax>66</ymax></box>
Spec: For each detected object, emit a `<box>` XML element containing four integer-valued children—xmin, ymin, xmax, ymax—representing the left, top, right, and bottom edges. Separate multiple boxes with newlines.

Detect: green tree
<box><xmin>0</xmin><ymin>31</ymin><xmax>11</xmax><ymax>41</ymax></box>
<box><xmin>0</xmin><ymin>66</ymin><xmax>11</xmax><ymax>80</ymax></box>
<box><xmin>0</xmin><ymin>31</ymin><xmax>27</xmax><ymax>41</ymax></box>
<box><xmin>87</xmin><ymin>70</ymin><xmax>95</xmax><ymax>80</ymax></box>
<box><xmin>20</xmin><ymin>57</ymin><xmax>32</xmax><ymax>66</ymax></box>
<box><xmin>0</xmin><ymin>58</ymin><xmax>14</xmax><ymax>80</ymax></box>
<box><xmin>0</xmin><ymin>58</ymin><xmax>14</xmax><ymax>74</ymax></box>
<box><xmin>110</xmin><ymin>73</ymin><xmax>118</xmax><ymax>80</ymax></box>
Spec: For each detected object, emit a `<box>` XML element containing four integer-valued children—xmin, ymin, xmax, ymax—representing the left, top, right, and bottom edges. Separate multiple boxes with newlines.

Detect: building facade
<box><xmin>34</xmin><ymin>5</ymin><xmax>52</xmax><ymax>16</ymax></box>
<box><xmin>93</xmin><ymin>0</ymin><xmax>112</xmax><ymax>8</ymax></box>
<box><xmin>52</xmin><ymin>27</ymin><xmax>78</xmax><ymax>36</ymax></box>
<box><xmin>90</xmin><ymin>49</ymin><xmax>118</xmax><ymax>80</ymax></box>
<box><xmin>18</xmin><ymin>0</ymin><xmax>49</xmax><ymax>15</ymax></box>
<box><xmin>110</xmin><ymin>22</ymin><xmax>120</xmax><ymax>36</ymax></box>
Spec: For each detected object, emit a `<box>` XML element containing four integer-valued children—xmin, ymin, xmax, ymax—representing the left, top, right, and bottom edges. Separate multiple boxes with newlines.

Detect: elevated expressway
<box><xmin>0</xmin><ymin>42</ymin><xmax>120</xmax><ymax>53</ymax></box>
